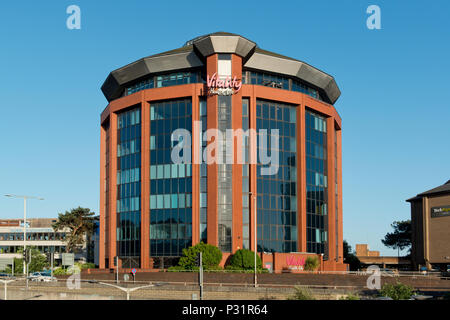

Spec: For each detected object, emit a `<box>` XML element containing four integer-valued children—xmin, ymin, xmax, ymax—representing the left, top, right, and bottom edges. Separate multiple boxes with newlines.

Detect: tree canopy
<box><xmin>0</xmin><ymin>247</ymin><xmax>48</xmax><ymax>274</ymax></box>
<box><xmin>381</xmin><ymin>220</ymin><xmax>411</xmax><ymax>253</ymax></box>
<box><xmin>52</xmin><ymin>207</ymin><xmax>96</xmax><ymax>253</ymax></box>
<box><xmin>343</xmin><ymin>240</ymin><xmax>361</xmax><ymax>271</ymax></box>
<box><xmin>227</xmin><ymin>249</ymin><xmax>262</xmax><ymax>270</ymax></box>
<box><xmin>177</xmin><ymin>242</ymin><xmax>222</xmax><ymax>270</ymax></box>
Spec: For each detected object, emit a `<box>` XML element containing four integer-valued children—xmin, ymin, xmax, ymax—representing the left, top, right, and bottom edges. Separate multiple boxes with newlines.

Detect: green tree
<box><xmin>28</xmin><ymin>247</ymin><xmax>49</xmax><ymax>272</ymax></box>
<box><xmin>227</xmin><ymin>249</ymin><xmax>263</xmax><ymax>270</ymax></box>
<box><xmin>343</xmin><ymin>240</ymin><xmax>361</xmax><ymax>271</ymax></box>
<box><xmin>0</xmin><ymin>257</ymin><xmax>23</xmax><ymax>275</ymax></box>
<box><xmin>2</xmin><ymin>247</ymin><xmax>49</xmax><ymax>274</ymax></box>
<box><xmin>382</xmin><ymin>220</ymin><xmax>411</xmax><ymax>254</ymax></box>
<box><xmin>52</xmin><ymin>207</ymin><xmax>96</xmax><ymax>253</ymax></box>
<box><xmin>304</xmin><ymin>256</ymin><xmax>320</xmax><ymax>271</ymax></box>
<box><xmin>177</xmin><ymin>242</ymin><xmax>222</xmax><ymax>270</ymax></box>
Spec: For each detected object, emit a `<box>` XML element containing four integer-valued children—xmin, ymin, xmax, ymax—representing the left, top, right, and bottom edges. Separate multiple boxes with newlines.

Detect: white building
<box><xmin>0</xmin><ymin>218</ymin><xmax>94</xmax><ymax>264</ymax></box>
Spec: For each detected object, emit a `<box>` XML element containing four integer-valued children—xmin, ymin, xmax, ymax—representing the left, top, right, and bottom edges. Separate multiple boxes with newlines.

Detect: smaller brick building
<box><xmin>407</xmin><ymin>180</ymin><xmax>450</xmax><ymax>271</ymax></box>
<box><xmin>355</xmin><ymin>243</ymin><xmax>410</xmax><ymax>270</ymax></box>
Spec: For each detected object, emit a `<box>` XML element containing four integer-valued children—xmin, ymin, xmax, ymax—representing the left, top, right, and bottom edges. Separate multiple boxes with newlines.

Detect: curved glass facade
<box><xmin>125</xmin><ymin>71</ymin><xmax>202</xmax><ymax>96</ymax></box>
<box><xmin>149</xmin><ymin>98</ymin><xmax>193</xmax><ymax>257</ymax></box>
<box><xmin>305</xmin><ymin>110</ymin><xmax>328</xmax><ymax>256</ymax></box>
<box><xmin>199</xmin><ymin>99</ymin><xmax>208</xmax><ymax>243</ymax></box>
<box><xmin>243</xmin><ymin>70</ymin><xmax>322</xmax><ymax>101</ymax></box>
<box><xmin>217</xmin><ymin>95</ymin><xmax>233</xmax><ymax>252</ymax></box>
<box><xmin>256</xmin><ymin>100</ymin><xmax>298</xmax><ymax>253</ymax></box>
<box><xmin>217</xmin><ymin>54</ymin><xmax>233</xmax><ymax>252</ymax></box>
<box><xmin>117</xmin><ymin>107</ymin><xmax>141</xmax><ymax>264</ymax></box>
<box><xmin>242</xmin><ymin>98</ymin><xmax>250</xmax><ymax>250</ymax></box>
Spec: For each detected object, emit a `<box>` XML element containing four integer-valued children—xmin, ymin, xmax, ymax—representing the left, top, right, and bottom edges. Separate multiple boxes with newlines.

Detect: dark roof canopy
<box><xmin>406</xmin><ymin>179</ymin><xmax>450</xmax><ymax>202</ymax></box>
<box><xmin>101</xmin><ymin>32</ymin><xmax>341</xmax><ymax>104</ymax></box>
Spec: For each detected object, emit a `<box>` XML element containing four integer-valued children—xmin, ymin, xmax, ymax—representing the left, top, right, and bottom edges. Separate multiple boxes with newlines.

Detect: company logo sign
<box><xmin>207</xmin><ymin>73</ymin><xmax>242</xmax><ymax>95</ymax></box>
<box><xmin>431</xmin><ymin>206</ymin><xmax>450</xmax><ymax>218</ymax></box>
<box><xmin>285</xmin><ymin>256</ymin><xmax>306</xmax><ymax>271</ymax></box>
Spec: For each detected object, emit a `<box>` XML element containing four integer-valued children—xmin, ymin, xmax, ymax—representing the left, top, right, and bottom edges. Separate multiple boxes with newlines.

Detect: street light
<box><xmin>0</xmin><ymin>279</ymin><xmax>16</xmax><ymax>301</ymax></box>
<box><xmin>5</xmin><ymin>194</ymin><xmax>44</xmax><ymax>276</ymax></box>
<box><xmin>92</xmin><ymin>281</ymin><xmax>160</xmax><ymax>300</ymax></box>
<box><xmin>249</xmin><ymin>192</ymin><xmax>257</xmax><ymax>288</ymax></box>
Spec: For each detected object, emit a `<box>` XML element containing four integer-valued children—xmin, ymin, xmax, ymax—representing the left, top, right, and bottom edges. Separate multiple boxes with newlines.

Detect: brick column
<box><xmin>297</xmin><ymin>102</ymin><xmax>307</xmax><ymax>252</ymax></box>
<box><xmin>206</xmin><ymin>54</ymin><xmax>218</xmax><ymax>246</ymax></box>
<box><xmin>231</xmin><ymin>54</ymin><xmax>243</xmax><ymax>252</ymax></box>
<box><xmin>141</xmin><ymin>98</ymin><xmax>150</xmax><ymax>268</ymax></box>
<box><xmin>326</xmin><ymin>117</ymin><xmax>336</xmax><ymax>264</ymax></box>
<box><xmin>336</xmin><ymin>129</ymin><xmax>343</xmax><ymax>263</ymax></box>
<box><xmin>99</xmin><ymin>124</ymin><xmax>106</xmax><ymax>269</ymax></box>
<box><xmin>109</xmin><ymin>112</ymin><xmax>118</xmax><ymax>267</ymax></box>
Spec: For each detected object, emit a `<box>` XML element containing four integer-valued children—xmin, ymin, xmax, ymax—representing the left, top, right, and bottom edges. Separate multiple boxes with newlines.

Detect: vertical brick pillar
<box><xmin>326</xmin><ymin>117</ymin><xmax>336</xmax><ymax>265</ymax></box>
<box><xmin>109</xmin><ymin>112</ymin><xmax>118</xmax><ymax>267</ymax></box>
<box><xmin>141</xmin><ymin>97</ymin><xmax>150</xmax><ymax>268</ymax></box>
<box><xmin>336</xmin><ymin>129</ymin><xmax>343</xmax><ymax>263</ymax></box>
<box><xmin>99</xmin><ymin>124</ymin><xmax>106</xmax><ymax>269</ymax></box>
<box><xmin>206</xmin><ymin>54</ymin><xmax>219</xmax><ymax>246</ymax></box>
<box><xmin>231</xmin><ymin>54</ymin><xmax>243</xmax><ymax>252</ymax></box>
<box><xmin>297</xmin><ymin>103</ymin><xmax>307</xmax><ymax>252</ymax></box>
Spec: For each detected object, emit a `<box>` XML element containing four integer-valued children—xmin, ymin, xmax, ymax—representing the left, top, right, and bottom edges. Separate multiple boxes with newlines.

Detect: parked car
<box><xmin>28</xmin><ymin>272</ymin><xmax>57</xmax><ymax>282</ymax></box>
<box><xmin>37</xmin><ymin>275</ymin><xmax>57</xmax><ymax>282</ymax></box>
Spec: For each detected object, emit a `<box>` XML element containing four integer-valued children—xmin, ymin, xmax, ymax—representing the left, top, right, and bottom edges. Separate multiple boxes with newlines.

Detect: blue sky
<box><xmin>0</xmin><ymin>1</ymin><xmax>449</xmax><ymax>255</ymax></box>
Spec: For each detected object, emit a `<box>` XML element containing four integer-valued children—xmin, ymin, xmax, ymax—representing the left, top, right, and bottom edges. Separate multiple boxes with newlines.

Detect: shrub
<box><xmin>380</xmin><ymin>282</ymin><xmax>415</xmax><ymax>300</ymax></box>
<box><xmin>53</xmin><ymin>266</ymin><xmax>81</xmax><ymax>275</ymax></box>
<box><xmin>177</xmin><ymin>242</ymin><xmax>222</xmax><ymax>270</ymax></box>
<box><xmin>304</xmin><ymin>256</ymin><xmax>320</xmax><ymax>271</ymax></box>
<box><xmin>53</xmin><ymin>268</ymin><xmax>67</xmax><ymax>276</ymax></box>
<box><xmin>227</xmin><ymin>249</ymin><xmax>263</xmax><ymax>270</ymax></box>
<box><xmin>224</xmin><ymin>265</ymin><xmax>268</xmax><ymax>273</ymax></box>
<box><xmin>76</xmin><ymin>262</ymin><xmax>96</xmax><ymax>270</ymax></box>
<box><xmin>224</xmin><ymin>265</ymin><xmax>242</xmax><ymax>272</ymax></box>
<box><xmin>288</xmin><ymin>286</ymin><xmax>316</xmax><ymax>300</ymax></box>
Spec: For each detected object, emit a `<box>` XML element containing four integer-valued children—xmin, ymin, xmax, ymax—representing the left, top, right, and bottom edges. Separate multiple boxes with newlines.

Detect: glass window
<box><xmin>305</xmin><ymin>110</ymin><xmax>328</xmax><ymax>256</ymax></box>
<box><xmin>200</xmin><ymin>193</ymin><xmax>207</xmax><ymax>208</ymax></box>
<box><xmin>149</xmin><ymin>98</ymin><xmax>193</xmax><ymax>257</ymax></box>
<box><xmin>117</xmin><ymin>107</ymin><xmax>141</xmax><ymax>258</ymax></box>
<box><xmin>256</xmin><ymin>100</ymin><xmax>298</xmax><ymax>253</ymax></box>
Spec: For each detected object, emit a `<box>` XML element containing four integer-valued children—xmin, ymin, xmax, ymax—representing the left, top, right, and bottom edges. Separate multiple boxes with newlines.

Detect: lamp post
<box><xmin>93</xmin><ymin>281</ymin><xmax>159</xmax><ymax>300</ymax></box>
<box><xmin>5</xmin><ymin>194</ymin><xmax>44</xmax><ymax>275</ymax></box>
<box><xmin>0</xmin><ymin>279</ymin><xmax>15</xmax><ymax>301</ymax></box>
<box><xmin>249</xmin><ymin>192</ymin><xmax>257</xmax><ymax>288</ymax></box>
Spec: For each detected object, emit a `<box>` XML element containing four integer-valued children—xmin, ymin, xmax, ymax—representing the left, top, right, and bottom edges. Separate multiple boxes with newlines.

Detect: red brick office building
<box><xmin>99</xmin><ymin>32</ymin><xmax>346</xmax><ymax>272</ymax></box>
